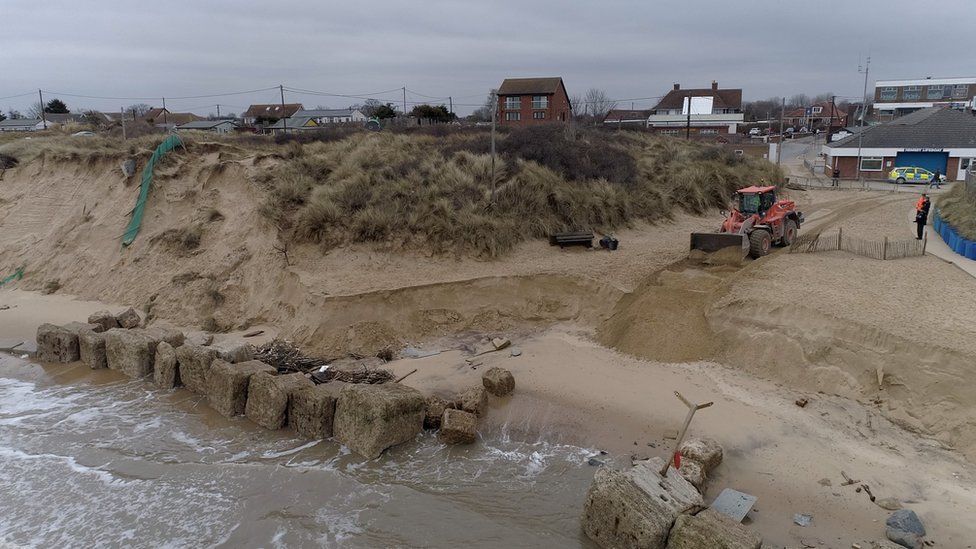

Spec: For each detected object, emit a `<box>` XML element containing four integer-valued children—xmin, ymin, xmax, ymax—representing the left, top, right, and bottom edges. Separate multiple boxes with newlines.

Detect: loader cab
<box><xmin>735</xmin><ymin>186</ymin><xmax>777</xmax><ymax>216</ymax></box>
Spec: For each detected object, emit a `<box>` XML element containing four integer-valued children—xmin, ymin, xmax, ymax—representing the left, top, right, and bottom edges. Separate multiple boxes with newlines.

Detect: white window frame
<box><xmin>859</xmin><ymin>156</ymin><xmax>883</xmax><ymax>171</ymax></box>
<box><xmin>952</xmin><ymin>84</ymin><xmax>969</xmax><ymax>99</ymax></box>
<box><xmin>903</xmin><ymin>86</ymin><xmax>921</xmax><ymax>101</ymax></box>
<box><xmin>532</xmin><ymin>111</ymin><xmax>546</xmax><ymax>120</ymax></box>
<box><xmin>880</xmin><ymin>87</ymin><xmax>897</xmax><ymax>100</ymax></box>
<box><xmin>927</xmin><ymin>85</ymin><xmax>945</xmax><ymax>100</ymax></box>
<box><xmin>811</xmin><ymin>106</ymin><xmax>823</xmax><ymax>114</ymax></box>
<box><xmin>531</xmin><ymin>96</ymin><xmax>549</xmax><ymax>109</ymax></box>
<box><xmin>505</xmin><ymin>112</ymin><xmax>520</xmax><ymax>121</ymax></box>
<box><xmin>700</xmin><ymin>128</ymin><xmax>718</xmax><ymax>135</ymax></box>
<box><xmin>660</xmin><ymin>129</ymin><xmax>680</xmax><ymax>135</ymax></box>
<box><xmin>504</xmin><ymin>97</ymin><xmax>521</xmax><ymax>110</ymax></box>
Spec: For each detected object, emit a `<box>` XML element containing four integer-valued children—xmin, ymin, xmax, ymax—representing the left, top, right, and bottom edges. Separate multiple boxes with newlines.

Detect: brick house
<box><xmin>496</xmin><ymin>77</ymin><xmax>572</xmax><ymax>126</ymax></box>
<box><xmin>242</xmin><ymin>103</ymin><xmax>304</xmax><ymax>126</ymax></box>
<box><xmin>646</xmin><ymin>82</ymin><xmax>743</xmax><ymax>136</ymax></box>
<box><xmin>874</xmin><ymin>76</ymin><xmax>976</xmax><ymax>120</ymax></box>
<box><xmin>783</xmin><ymin>102</ymin><xmax>847</xmax><ymax>131</ymax></box>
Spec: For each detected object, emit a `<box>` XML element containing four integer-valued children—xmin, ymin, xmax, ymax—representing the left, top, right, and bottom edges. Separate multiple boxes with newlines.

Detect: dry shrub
<box><xmin>499</xmin><ymin>123</ymin><xmax>637</xmax><ymax>185</ymax></box>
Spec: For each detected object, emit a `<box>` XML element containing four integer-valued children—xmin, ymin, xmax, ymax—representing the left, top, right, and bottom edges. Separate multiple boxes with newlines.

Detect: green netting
<box><xmin>0</xmin><ymin>267</ymin><xmax>24</xmax><ymax>287</ymax></box>
<box><xmin>121</xmin><ymin>134</ymin><xmax>184</xmax><ymax>246</ymax></box>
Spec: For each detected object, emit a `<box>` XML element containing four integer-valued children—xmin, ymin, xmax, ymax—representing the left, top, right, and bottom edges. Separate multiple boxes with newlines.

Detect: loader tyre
<box><xmin>780</xmin><ymin>219</ymin><xmax>798</xmax><ymax>246</ymax></box>
<box><xmin>749</xmin><ymin>230</ymin><xmax>772</xmax><ymax>258</ymax></box>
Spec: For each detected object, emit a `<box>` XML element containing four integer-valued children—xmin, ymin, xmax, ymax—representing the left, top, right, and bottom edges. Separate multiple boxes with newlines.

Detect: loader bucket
<box><xmin>689</xmin><ymin>232</ymin><xmax>749</xmax><ymax>264</ymax></box>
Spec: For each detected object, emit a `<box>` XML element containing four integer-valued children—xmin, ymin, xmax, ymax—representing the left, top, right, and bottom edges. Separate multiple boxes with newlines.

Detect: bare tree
<box><xmin>125</xmin><ymin>103</ymin><xmax>152</xmax><ymax>117</ymax></box>
<box><xmin>468</xmin><ymin>89</ymin><xmax>497</xmax><ymax>122</ymax></box>
<box><xmin>580</xmin><ymin>88</ymin><xmax>617</xmax><ymax>122</ymax></box>
<box><xmin>27</xmin><ymin>102</ymin><xmax>44</xmax><ymax>119</ymax></box>
<box><xmin>788</xmin><ymin>94</ymin><xmax>811</xmax><ymax>109</ymax></box>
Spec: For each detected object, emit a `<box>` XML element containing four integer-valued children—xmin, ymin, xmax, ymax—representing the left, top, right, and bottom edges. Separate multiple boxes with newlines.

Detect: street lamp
<box><xmin>855</xmin><ymin>56</ymin><xmax>871</xmax><ymax>183</ymax></box>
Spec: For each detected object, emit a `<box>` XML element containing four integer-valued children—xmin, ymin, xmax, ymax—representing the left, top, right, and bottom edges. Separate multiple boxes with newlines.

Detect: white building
<box><xmin>874</xmin><ymin>76</ymin><xmax>976</xmax><ymax>119</ymax></box>
<box><xmin>293</xmin><ymin>109</ymin><xmax>367</xmax><ymax>124</ymax></box>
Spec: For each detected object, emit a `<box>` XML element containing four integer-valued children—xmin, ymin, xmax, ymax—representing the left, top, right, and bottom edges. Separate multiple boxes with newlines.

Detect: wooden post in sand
<box><xmin>883</xmin><ymin>236</ymin><xmax>888</xmax><ymax>260</ymax></box>
<box><xmin>660</xmin><ymin>391</ymin><xmax>714</xmax><ymax>477</ymax></box>
<box><xmin>922</xmin><ymin>233</ymin><xmax>928</xmax><ymax>254</ymax></box>
<box><xmin>837</xmin><ymin>227</ymin><xmax>843</xmax><ymax>251</ymax></box>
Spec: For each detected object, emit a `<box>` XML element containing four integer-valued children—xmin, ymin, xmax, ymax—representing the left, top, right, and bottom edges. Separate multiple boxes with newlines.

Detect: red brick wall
<box><xmin>498</xmin><ymin>85</ymin><xmax>572</xmax><ymax>127</ymax></box>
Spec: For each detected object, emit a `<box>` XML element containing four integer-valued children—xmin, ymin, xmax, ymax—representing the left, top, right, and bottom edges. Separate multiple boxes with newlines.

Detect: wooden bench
<box><xmin>549</xmin><ymin>231</ymin><xmax>594</xmax><ymax>248</ymax></box>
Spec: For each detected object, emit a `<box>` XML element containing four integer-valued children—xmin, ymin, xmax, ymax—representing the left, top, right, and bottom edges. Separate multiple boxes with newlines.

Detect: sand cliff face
<box><xmin>3</xmin><ymin>145</ymin><xmax>976</xmax><ymax>462</ymax></box>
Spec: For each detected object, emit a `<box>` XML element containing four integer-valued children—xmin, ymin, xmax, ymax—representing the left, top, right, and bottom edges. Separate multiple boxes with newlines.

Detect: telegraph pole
<box><xmin>449</xmin><ymin>96</ymin><xmax>453</xmax><ymax>117</ymax></box>
<box><xmin>855</xmin><ymin>56</ymin><xmax>871</xmax><ymax>183</ymax></box>
<box><xmin>216</xmin><ymin>104</ymin><xmax>221</xmax><ymax>118</ymax></box>
<box><xmin>490</xmin><ymin>91</ymin><xmax>497</xmax><ymax>203</ymax></box>
<box><xmin>38</xmin><ymin>89</ymin><xmax>47</xmax><ymax>129</ymax></box>
<box><xmin>685</xmin><ymin>98</ymin><xmax>691</xmax><ymax>140</ymax></box>
<box><xmin>777</xmin><ymin>97</ymin><xmax>785</xmax><ymax>165</ymax></box>
<box><xmin>120</xmin><ymin>107</ymin><xmax>126</xmax><ymax>141</ymax></box>
<box><xmin>279</xmin><ymin>85</ymin><xmax>288</xmax><ymax>134</ymax></box>
<box><xmin>402</xmin><ymin>87</ymin><xmax>407</xmax><ymax>116</ymax></box>
<box><xmin>162</xmin><ymin>97</ymin><xmax>168</xmax><ymax>125</ymax></box>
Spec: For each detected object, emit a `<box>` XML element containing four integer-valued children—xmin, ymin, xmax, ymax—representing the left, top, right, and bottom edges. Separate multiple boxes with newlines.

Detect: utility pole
<box><xmin>490</xmin><ymin>91</ymin><xmax>497</xmax><ymax>203</ymax></box>
<box><xmin>448</xmin><ymin>96</ymin><xmax>453</xmax><ymax>117</ymax></box>
<box><xmin>685</xmin><ymin>98</ymin><xmax>691</xmax><ymax>140</ymax></box>
<box><xmin>402</xmin><ymin>87</ymin><xmax>407</xmax><ymax>116</ymax></box>
<box><xmin>280</xmin><ymin>84</ymin><xmax>287</xmax><ymax>134</ymax></box>
<box><xmin>162</xmin><ymin>97</ymin><xmax>168</xmax><ymax>125</ymax></box>
<box><xmin>777</xmin><ymin>97</ymin><xmax>785</xmax><ymax>165</ymax></box>
<box><xmin>216</xmin><ymin>104</ymin><xmax>221</xmax><ymax>118</ymax></box>
<box><xmin>120</xmin><ymin>107</ymin><xmax>126</xmax><ymax>141</ymax></box>
<box><xmin>38</xmin><ymin>89</ymin><xmax>48</xmax><ymax>130</ymax></box>
<box><xmin>855</xmin><ymin>56</ymin><xmax>871</xmax><ymax>183</ymax></box>
<box><xmin>828</xmin><ymin>95</ymin><xmax>836</xmax><ymax>141</ymax></box>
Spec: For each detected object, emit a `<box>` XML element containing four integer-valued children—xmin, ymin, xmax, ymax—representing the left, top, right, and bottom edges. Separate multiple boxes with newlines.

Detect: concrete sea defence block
<box><xmin>87</xmin><ymin>311</ymin><xmax>120</xmax><ymax>332</ymax></box>
<box><xmin>666</xmin><ymin>509</ymin><xmax>761</xmax><ymax>549</ymax></box>
<box><xmin>154</xmin><ymin>341</ymin><xmax>179</xmax><ymax>389</ymax></box>
<box><xmin>206</xmin><ymin>359</ymin><xmax>276</xmax><ymax>417</ymax></box>
<box><xmin>289</xmin><ymin>383</ymin><xmax>344</xmax><ymax>438</ymax></box>
<box><xmin>175</xmin><ymin>344</ymin><xmax>219</xmax><ymax>394</ymax></box>
<box><xmin>103</xmin><ymin>328</ymin><xmax>158</xmax><ymax>378</ymax></box>
<box><xmin>424</xmin><ymin>395</ymin><xmax>450</xmax><ymax>430</ymax></box>
<box><xmin>78</xmin><ymin>328</ymin><xmax>107</xmax><ymax>369</ymax></box>
<box><xmin>36</xmin><ymin>323</ymin><xmax>80</xmax><ymax>363</ymax></box>
<box><xmin>582</xmin><ymin>457</ymin><xmax>704</xmax><ymax>549</ymax></box>
<box><xmin>439</xmin><ymin>408</ymin><xmax>478</xmax><ymax>444</ymax></box>
<box><xmin>333</xmin><ymin>383</ymin><xmax>426</xmax><ymax>459</ymax></box>
<box><xmin>115</xmin><ymin>308</ymin><xmax>142</xmax><ymax>329</ymax></box>
<box><xmin>142</xmin><ymin>327</ymin><xmax>185</xmax><ymax>349</ymax></box>
<box><xmin>244</xmin><ymin>372</ymin><xmax>313</xmax><ymax>430</ymax></box>
<box><xmin>213</xmin><ymin>342</ymin><xmax>253</xmax><ymax>364</ymax></box>
<box><xmin>679</xmin><ymin>438</ymin><xmax>723</xmax><ymax>473</ymax></box>
<box><xmin>456</xmin><ymin>386</ymin><xmax>489</xmax><ymax>416</ymax></box>
<box><xmin>482</xmin><ymin>367</ymin><xmax>515</xmax><ymax>397</ymax></box>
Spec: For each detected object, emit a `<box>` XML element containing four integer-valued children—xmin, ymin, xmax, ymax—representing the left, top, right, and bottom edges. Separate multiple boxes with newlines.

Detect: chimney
<box><xmin>673</xmin><ymin>83</ymin><xmax>680</xmax><ymax>91</ymax></box>
<box><xmin>712</xmin><ymin>81</ymin><xmax>719</xmax><ymax>90</ymax></box>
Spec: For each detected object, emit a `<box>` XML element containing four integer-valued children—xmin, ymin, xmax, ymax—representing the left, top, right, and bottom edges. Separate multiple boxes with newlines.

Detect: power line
<box><xmin>0</xmin><ymin>91</ymin><xmax>36</xmax><ymax>101</ymax></box>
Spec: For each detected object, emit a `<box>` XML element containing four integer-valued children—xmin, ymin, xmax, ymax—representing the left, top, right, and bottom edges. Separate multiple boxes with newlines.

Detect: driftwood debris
<box><xmin>255</xmin><ymin>339</ymin><xmax>396</xmax><ymax>384</ymax></box>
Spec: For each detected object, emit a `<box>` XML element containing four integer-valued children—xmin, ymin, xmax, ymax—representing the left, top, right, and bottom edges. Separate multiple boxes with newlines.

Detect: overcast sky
<box><xmin>2</xmin><ymin>0</ymin><xmax>973</xmax><ymax>117</ymax></box>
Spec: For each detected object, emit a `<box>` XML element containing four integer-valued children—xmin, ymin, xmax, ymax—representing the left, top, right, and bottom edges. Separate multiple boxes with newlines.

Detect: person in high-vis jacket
<box><xmin>915</xmin><ymin>194</ymin><xmax>931</xmax><ymax>240</ymax></box>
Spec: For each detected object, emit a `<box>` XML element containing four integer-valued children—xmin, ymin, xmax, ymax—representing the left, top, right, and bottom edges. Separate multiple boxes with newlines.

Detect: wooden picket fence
<box><xmin>790</xmin><ymin>228</ymin><xmax>925</xmax><ymax>260</ymax></box>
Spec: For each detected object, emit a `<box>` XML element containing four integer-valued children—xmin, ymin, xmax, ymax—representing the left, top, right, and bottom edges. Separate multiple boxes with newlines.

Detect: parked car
<box><xmin>887</xmin><ymin>166</ymin><xmax>945</xmax><ymax>184</ymax></box>
<box><xmin>748</xmin><ymin>127</ymin><xmax>761</xmax><ymax>136</ymax></box>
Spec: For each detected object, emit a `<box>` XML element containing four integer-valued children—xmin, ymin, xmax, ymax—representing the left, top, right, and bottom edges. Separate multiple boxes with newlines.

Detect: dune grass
<box><xmin>938</xmin><ymin>182</ymin><xmax>976</xmax><ymax>240</ymax></box>
<box><xmin>262</xmin><ymin>125</ymin><xmax>782</xmax><ymax>256</ymax></box>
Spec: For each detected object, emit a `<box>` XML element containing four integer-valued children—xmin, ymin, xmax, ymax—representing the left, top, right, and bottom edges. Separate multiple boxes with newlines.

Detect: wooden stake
<box><xmin>837</xmin><ymin>227</ymin><xmax>843</xmax><ymax>251</ymax></box>
<box><xmin>883</xmin><ymin>236</ymin><xmax>888</xmax><ymax>260</ymax></box>
<box><xmin>660</xmin><ymin>391</ymin><xmax>714</xmax><ymax>477</ymax></box>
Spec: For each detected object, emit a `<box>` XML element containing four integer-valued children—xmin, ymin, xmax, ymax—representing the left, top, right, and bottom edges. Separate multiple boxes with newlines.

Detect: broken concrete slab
<box><xmin>175</xmin><ymin>344</ymin><xmax>219</xmax><ymax>394</ymax></box>
<box><xmin>244</xmin><ymin>372</ymin><xmax>313</xmax><ymax>430</ymax></box>
<box><xmin>13</xmin><ymin>340</ymin><xmax>37</xmax><ymax>356</ymax></box>
<box><xmin>103</xmin><ymin>328</ymin><xmax>157</xmax><ymax>378</ymax></box>
<box><xmin>142</xmin><ymin>327</ymin><xmax>185</xmax><ymax>349</ymax></box>
<box><xmin>581</xmin><ymin>457</ymin><xmax>704</xmax><ymax>549</ymax></box>
<box><xmin>36</xmin><ymin>323</ymin><xmax>80</xmax><ymax>363</ymax></box>
<box><xmin>206</xmin><ymin>359</ymin><xmax>276</xmax><ymax>418</ymax></box>
<box><xmin>456</xmin><ymin>386</ymin><xmax>489</xmax><ymax>416</ymax></box>
<box><xmin>185</xmin><ymin>331</ymin><xmax>213</xmax><ymax>346</ymax></box>
<box><xmin>154</xmin><ymin>341</ymin><xmax>179</xmax><ymax>389</ymax></box>
<box><xmin>439</xmin><ymin>408</ymin><xmax>478</xmax><ymax>444</ymax></box>
<box><xmin>115</xmin><ymin>308</ymin><xmax>141</xmax><ymax>329</ymax></box>
<box><xmin>679</xmin><ymin>438</ymin><xmax>723</xmax><ymax>472</ymax></box>
<box><xmin>78</xmin><ymin>328</ymin><xmax>107</xmax><ymax>369</ymax></box>
<box><xmin>333</xmin><ymin>383</ymin><xmax>426</xmax><ymax>459</ymax></box>
<box><xmin>678</xmin><ymin>460</ymin><xmax>706</xmax><ymax>491</ymax></box>
<box><xmin>213</xmin><ymin>342</ymin><xmax>253</xmax><ymax>364</ymax></box>
<box><xmin>710</xmin><ymin>488</ymin><xmax>758</xmax><ymax>523</ymax></box>
<box><xmin>666</xmin><ymin>508</ymin><xmax>762</xmax><ymax>549</ymax></box>
<box><xmin>424</xmin><ymin>395</ymin><xmax>450</xmax><ymax>430</ymax></box>
<box><xmin>87</xmin><ymin>311</ymin><xmax>120</xmax><ymax>332</ymax></box>
<box><xmin>288</xmin><ymin>383</ymin><xmax>344</xmax><ymax>438</ymax></box>
<box><xmin>62</xmin><ymin>321</ymin><xmax>103</xmax><ymax>335</ymax></box>
<box><xmin>482</xmin><ymin>367</ymin><xmax>515</xmax><ymax>397</ymax></box>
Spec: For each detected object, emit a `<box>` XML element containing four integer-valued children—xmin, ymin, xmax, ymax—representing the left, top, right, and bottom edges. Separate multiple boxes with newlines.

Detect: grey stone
<box><xmin>875</xmin><ymin>498</ymin><xmax>903</xmax><ymax>511</ymax></box>
<box><xmin>244</xmin><ymin>372</ymin><xmax>313</xmax><ymax>430</ymax></box>
<box><xmin>36</xmin><ymin>323</ymin><xmax>80</xmax><ymax>363</ymax></box>
<box><xmin>424</xmin><ymin>395</ymin><xmax>450</xmax><ymax>430</ymax></box>
<box><xmin>581</xmin><ymin>457</ymin><xmax>704</xmax><ymax>549</ymax></box>
<box><xmin>456</xmin><ymin>386</ymin><xmax>489</xmax><ymax>416</ymax></box>
<box><xmin>142</xmin><ymin>327</ymin><xmax>185</xmax><ymax>348</ymax></box>
<box><xmin>678</xmin><ymin>460</ymin><xmax>707</xmax><ymax>490</ymax></box>
<box><xmin>175</xmin><ymin>344</ymin><xmax>219</xmax><ymax>394</ymax></box>
<box><xmin>185</xmin><ymin>331</ymin><xmax>213</xmax><ymax>346</ymax></box>
<box><xmin>154</xmin><ymin>342</ymin><xmax>179</xmax><ymax>389</ymax></box>
<box><xmin>115</xmin><ymin>308</ymin><xmax>141</xmax><ymax>329</ymax></box>
<box><xmin>333</xmin><ymin>383</ymin><xmax>426</xmax><ymax>459</ymax></box>
<box><xmin>679</xmin><ymin>438</ymin><xmax>723</xmax><ymax>472</ymax></box>
<box><xmin>78</xmin><ymin>328</ymin><xmax>107</xmax><ymax>369</ymax></box>
<box><xmin>12</xmin><ymin>340</ymin><xmax>37</xmax><ymax>355</ymax></box>
<box><xmin>103</xmin><ymin>328</ymin><xmax>157</xmax><ymax>378</ymax></box>
<box><xmin>666</xmin><ymin>508</ymin><xmax>762</xmax><ymax>549</ymax></box>
<box><xmin>871</xmin><ymin>540</ymin><xmax>905</xmax><ymax>549</ymax></box>
<box><xmin>886</xmin><ymin>509</ymin><xmax>926</xmax><ymax>536</ymax></box>
<box><xmin>0</xmin><ymin>339</ymin><xmax>24</xmax><ymax>352</ymax></box>
<box><xmin>439</xmin><ymin>409</ymin><xmax>478</xmax><ymax>444</ymax></box>
<box><xmin>885</xmin><ymin>529</ymin><xmax>922</xmax><ymax>549</ymax></box>
<box><xmin>87</xmin><ymin>311</ymin><xmax>119</xmax><ymax>332</ymax></box>
<box><xmin>289</xmin><ymin>383</ymin><xmax>343</xmax><ymax>438</ymax></box>
<box><xmin>62</xmin><ymin>321</ymin><xmax>103</xmax><ymax>335</ymax></box>
<box><xmin>214</xmin><ymin>342</ymin><xmax>254</xmax><ymax>364</ymax></box>
<box><xmin>206</xmin><ymin>359</ymin><xmax>276</xmax><ymax>417</ymax></box>
<box><xmin>481</xmin><ymin>367</ymin><xmax>515</xmax><ymax>397</ymax></box>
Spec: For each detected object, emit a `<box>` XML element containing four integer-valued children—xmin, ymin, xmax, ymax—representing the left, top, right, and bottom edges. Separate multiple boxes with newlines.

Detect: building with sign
<box><xmin>645</xmin><ymin>81</ymin><xmax>743</xmax><ymax>135</ymax></box>
<box><xmin>822</xmin><ymin>107</ymin><xmax>976</xmax><ymax>181</ymax></box>
<box><xmin>874</xmin><ymin>76</ymin><xmax>976</xmax><ymax>120</ymax></box>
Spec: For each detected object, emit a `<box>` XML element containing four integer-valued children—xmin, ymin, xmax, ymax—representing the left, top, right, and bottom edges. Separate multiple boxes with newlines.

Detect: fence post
<box><xmin>883</xmin><ymin>236</ymin><xmax>888</xmax><ymax>260</ymax></box>
<box><xmin>922</xmin><ymin>233</ymin><xmax>927</xmax><ymax>254</ymax></box>
<box><xmin>837</xmin><ymin>227</ymin><xmax>843</xmax><ymax>251</ymax></box>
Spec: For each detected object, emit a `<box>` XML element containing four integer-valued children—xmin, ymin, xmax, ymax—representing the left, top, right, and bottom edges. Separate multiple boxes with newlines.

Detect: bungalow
<box><xmin>142</xmin><ymin>108</ymin><xmax>203</xmax><ymax>128</ymax></box>
<box><xmin>496</xmin><ymin>77</ymin><xmax>572</xmax><ymax>126</ymax></box>
<box><xmin>266</xmin><ymin>116</ymin><xmax>319</xmax><ymax>133</ymax></box>
<box><xmin>602</xmin><ymin>109</ymin><xmax>653</xmax><ymax>127</ymax></box>
<box><xmin>0</xmin><ymin>119</ymin><xmax>46</xmax><ymax>132</ymax></box>
<box><xmin>822</xmin><ymin>107</ymin><xmax>976</xmax><ymax>181</ymax></box>
<box><xmin>243</xmin><ymin>103</ymin><xmax>303</xmax><ymax>125</ymax></box>
<box><xmin>176</xmin><ymin>120</ymin><xmax>239</xmax><ymax>134</ymax></box>
<box><xmin>294</xmin><ymin>108</ymin><xmax>366</xmax><ymax>124</ymax></box>
<box><xmin>646</xmin><ymin>81</ymin><xmax>744</xmax><ymax>136</ymax></box>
